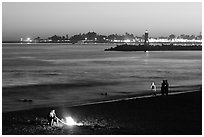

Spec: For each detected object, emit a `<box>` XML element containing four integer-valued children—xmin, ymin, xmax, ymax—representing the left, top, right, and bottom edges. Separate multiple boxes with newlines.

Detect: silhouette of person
<box><xmin>47</xmin><ymin>109</ymin><xmax>58</xmax><ymax>127</ymax></box>
<box><xmin>161</xmin><ymin>80</ymin><xmax>165</xmax><ymax>96</ymax></box>
<box><xmin>151</xmin><ymin>82</ymin><xmax>157</xmax><ymax>96</ymax></box>
<box><xmin>165</xmin><ymin>80</ymin><xmax>169</xmax><ymax>95</ymax></box>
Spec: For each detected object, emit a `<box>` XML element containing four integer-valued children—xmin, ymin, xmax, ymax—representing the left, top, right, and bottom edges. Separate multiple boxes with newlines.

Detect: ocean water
<box><xmin>2</xmin><ymin>43</ymin><xmax>202</xmax><ymax>112</ymax></box>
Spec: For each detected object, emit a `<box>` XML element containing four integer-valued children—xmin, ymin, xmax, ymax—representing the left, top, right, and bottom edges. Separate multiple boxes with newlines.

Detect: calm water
<box><xmin>2</xmin><ymin>43</ymin><xmax>202</xmax><ymax>112</ymax></box>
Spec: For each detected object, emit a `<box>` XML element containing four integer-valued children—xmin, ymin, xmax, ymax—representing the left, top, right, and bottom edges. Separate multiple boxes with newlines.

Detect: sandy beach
<box><xmin>2</xmin><ymin>85</ymin><xmax>202</xmax><ymax>135</ymax></box>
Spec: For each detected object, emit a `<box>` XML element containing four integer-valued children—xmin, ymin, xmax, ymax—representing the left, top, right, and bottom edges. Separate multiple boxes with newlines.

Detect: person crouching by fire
<box><xmin>47</xmin><ymin>109</ymin><xmax>59</xmax><ymax>127</ymax></box>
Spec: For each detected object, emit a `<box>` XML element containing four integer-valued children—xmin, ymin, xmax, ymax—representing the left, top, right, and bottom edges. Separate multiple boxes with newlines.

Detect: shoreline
<box><xmin>2</xmin><ymin>86</ymin><xmax>202</xmax><ymax>134</ymax></box>
<box><xmin>3</xmin><ymin>84</ymin><xmax>201</xmax><ymax>113</ymax></box>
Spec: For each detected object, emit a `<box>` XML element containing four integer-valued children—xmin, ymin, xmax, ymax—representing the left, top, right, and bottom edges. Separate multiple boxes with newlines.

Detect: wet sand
<box><xmin>2</xmin><ymin>87</ymin><xmax>202</xmax><ymax>135</ymax></box>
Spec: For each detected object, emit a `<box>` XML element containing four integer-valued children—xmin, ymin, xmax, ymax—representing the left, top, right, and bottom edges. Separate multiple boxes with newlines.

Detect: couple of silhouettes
<box><xmin>151</xmin><ymin>80</ymin><xmax>169</xmax><ymax>96</ymax></box>
<box><xmin>161</xmin><ymin>80</ymin><xmax>169</xmax><ymax>96</ymax></box>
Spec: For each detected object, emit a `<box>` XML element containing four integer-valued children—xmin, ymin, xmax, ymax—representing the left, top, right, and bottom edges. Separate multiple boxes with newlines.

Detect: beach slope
<box><xmin>2</xmin><ymin>89</ymin><xmax>202</xmax><ymax>135</ymax></box>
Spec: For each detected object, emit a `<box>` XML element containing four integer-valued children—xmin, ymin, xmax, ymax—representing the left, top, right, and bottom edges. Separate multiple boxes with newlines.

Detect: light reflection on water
<box><xmin>2</xmin><ymin>44</ymin><xmax>202</xmax><ymax>112</ymax></box>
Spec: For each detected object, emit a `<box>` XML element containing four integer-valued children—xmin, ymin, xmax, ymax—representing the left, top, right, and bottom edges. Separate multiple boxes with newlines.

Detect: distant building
<box><xmin>144</xmin><ymin>30</ymin><xmax>149</xmax><ymax>46</ymax></box>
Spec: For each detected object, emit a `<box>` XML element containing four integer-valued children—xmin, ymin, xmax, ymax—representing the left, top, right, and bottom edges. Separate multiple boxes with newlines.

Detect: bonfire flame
<box><xmin>65</xmin><ymin>116</ymin><xmax>83</xmax><ymax>126</ymax></box>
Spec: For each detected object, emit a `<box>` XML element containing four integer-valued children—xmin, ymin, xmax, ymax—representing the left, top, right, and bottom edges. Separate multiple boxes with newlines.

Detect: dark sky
<box><xmin>2</xmin><ymin>2</ymin><xmax>202</xmax><ymax>41</ymax></box>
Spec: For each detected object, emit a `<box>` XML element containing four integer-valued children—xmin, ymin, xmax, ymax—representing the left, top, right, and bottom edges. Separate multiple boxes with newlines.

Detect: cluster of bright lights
<box><xmin>65</xmin><ymin>116</ymin><xmax>83</xmax><ymax>126</ymax></box>
<box><xmin>148</xmin><ymin>38</ymin><xmax>202</xmax><ymax>43</ymax></box>
<box><xmin>124</xmin><ymin>39</ymin><xmax>131</xmax><ymax>42</ymax></box>
<box><xmin>20</xmin><ymin>37</ymin><xmax>32</xmax><ymax>42</ymax></box>
<box><xmin>26</xmin><ymin>38</ymin><xmax>32</xmax><ymax>42</ymax></box>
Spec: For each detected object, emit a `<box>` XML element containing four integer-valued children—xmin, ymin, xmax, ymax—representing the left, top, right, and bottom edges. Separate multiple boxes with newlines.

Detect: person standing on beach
<box><xmin>161</xmin><ymin>80</ymin><xmax>165</xmax><ymax>96</ymax></box>
<box><xmin>164</xmin><ymin>80</ymin><xmax>169</xmax><ymax>95</ymax></box>
<box><xmin>151</xmin><ymin>82</ymin><xmax>157</xmax><ymax>96</ymax></box>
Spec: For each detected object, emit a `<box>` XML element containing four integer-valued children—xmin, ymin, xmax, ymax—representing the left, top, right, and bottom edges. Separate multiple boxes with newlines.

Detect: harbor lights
<box><xmin>26</xmin><ymin>37</ymin><xmax>32</xmax><ymax>42</ymax></box>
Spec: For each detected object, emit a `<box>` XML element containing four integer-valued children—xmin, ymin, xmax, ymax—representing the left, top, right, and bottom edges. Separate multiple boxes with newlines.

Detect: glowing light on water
<box><xmin>65</xmin><ymin>116</ymin><xmax>83</xmax><ymax>126</ymax></box>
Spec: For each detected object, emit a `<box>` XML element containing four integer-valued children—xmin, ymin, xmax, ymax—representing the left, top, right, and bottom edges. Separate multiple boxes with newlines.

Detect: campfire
<box><xmin>64</xmin><ymin>116</ymin><xmax>83</xmax><ymax>126</ymax></box>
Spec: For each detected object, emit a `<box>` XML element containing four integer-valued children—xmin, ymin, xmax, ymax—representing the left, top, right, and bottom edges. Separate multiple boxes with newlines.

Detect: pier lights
<box><xmin>26</xmin><ymin>37</ymin><xmax>32</xmax><ymax>42</ymax></box>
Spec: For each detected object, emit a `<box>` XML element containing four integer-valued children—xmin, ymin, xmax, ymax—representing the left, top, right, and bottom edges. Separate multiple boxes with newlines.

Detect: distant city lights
<box><xmin>124</xmin><ymin>39</ymin><xmax>131</xmax><ymax>43</ymax></box>
<box><xmin>27</xmin><ymin>37</ymin><xmax>31</xmax><ymax>41</ymax></box>
<box><xmin>17</xmin><ymin>30</ymin><xmax>202</xmax><ymax>44</ymax></box>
